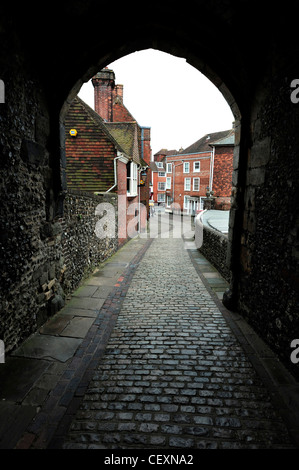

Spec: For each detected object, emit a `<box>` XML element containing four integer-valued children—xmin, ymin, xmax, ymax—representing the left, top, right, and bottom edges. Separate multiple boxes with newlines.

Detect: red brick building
<box><xmin>92</xmin><ymin>68</ymin><xmax>151</xmax><ymax>219</ymax></box>
<box><xmin>151</xmin><ymin>129</ymin><xmax>234</xmax><ymax>214</ymax></box>
<box><xmin>149</xmin><ymin>149</ymin><xmax>180</xmax><ymax>205</ymax></box>
<box><xmin>65</xmin><ymin>68</ymin><xmax>152</xmax><ymax>245</ymax></box>
<box><xmin>211</xmin><ymin>132</ymin><xmax>235</xmax><ymax>210</ymax></box>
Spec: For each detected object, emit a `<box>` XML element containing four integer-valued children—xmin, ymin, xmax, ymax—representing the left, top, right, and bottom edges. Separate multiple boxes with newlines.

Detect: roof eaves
<box><xmin>209</xmin><ymin>130</ymin><xmax>235</xmax><ymax>146</ymax></box>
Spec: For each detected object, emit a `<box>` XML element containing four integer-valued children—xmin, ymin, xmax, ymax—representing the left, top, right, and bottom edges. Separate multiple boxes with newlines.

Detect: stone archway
<box><xmin>59</xmin><ymin>44</ymin><xmax>243</xmax><ymax>302</ymax></box>
<box><xmin>0</xmin><ymin>2</ymin><xmax>298</xmax><ymax>378</ymax></box>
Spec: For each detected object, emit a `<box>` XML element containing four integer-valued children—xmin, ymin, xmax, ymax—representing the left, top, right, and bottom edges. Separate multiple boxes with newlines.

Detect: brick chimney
<box><xmin>141</xmin><ymin>127</ymin><xmax>151</xmax><ymax>165</ymax></box>
<box><xmin>92</xmin><ymin>68</ymin><xmax>115</xmax><ymax>121</ymax></box>
<box><xmin>114</xmin><ymin>84</ymin><xmax>123</xmax><ymax>102</ymax></box>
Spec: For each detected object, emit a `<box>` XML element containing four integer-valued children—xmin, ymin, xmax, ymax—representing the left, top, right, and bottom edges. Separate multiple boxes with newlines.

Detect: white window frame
<box><xmin>166</xmin><ymin>177</ymin><xmax>171</xmax><ymax>189</ymax></box>
<box><xmin>193</xmin><ymin>161</ymin><xmax>200</xmax><ymax>172</ymax></box>
<box><xmin>183</xmin><ymin>162</ymin><xmax>190</xmax><ymax>173</ymax></box>
<box><xmin>184</xmin><ymin>196</ymin><xmax>189</xmax><ymax>210</ymax></box>
<box><xmin>166</xmin><ymin>163</ymin><xmax>172</xmax><ymax>173</ymax></box>
<box><xmin>158</xmin><ymin>171</ymin><xmax>166</xmax><ymax>177</ymax></box>
<box><xmin>127</xmin><ymin>161</ymin><xmax>138</xmax><ymax>196</ymax></box>
<box><xmin>156</xmin><ymin>162</ymin><xmax>163</xmax><ymax>168</ymax></box>
<box><xmin>184</xmin><ymin>177</ymin><xmax>191</xmax><ymax>191</ymax></box>
<box><xmin>193</xmin><ymin>177</ymin><xmax>200</xmax><ymax>191</ymax></box>
<box><xmin>157</xmin><ymin>193</ymin><xmax>165</xmax><ymax>202</ymax></box>
<box><xmin>158</xmin><ymin>182</ymin><xmax>166</xmax><ymax>191</ymax></box>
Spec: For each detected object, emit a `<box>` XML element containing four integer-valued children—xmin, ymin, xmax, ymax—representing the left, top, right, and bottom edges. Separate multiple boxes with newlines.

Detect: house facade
<box><xmin>151</xmin><ymin>130</ymin><xmax>234</xmax><ymax>214</ymax></box>
<box><xmin>211</xmin><ymin>132</ymin><xmax>235</xmax><ymax>210</ymax></box>
<box><xmin>65</xmin><ymin>69</ymin><xmax>152</xmax><ymax>245</ymax></box>
<box><xmin>150</xmin><ymin>149</ymin><xmax>180</xmax><ymax>205</ymax></box>
<box><xmin>165</xmin><ymin>151</ymin><xmax>211</xmax><ymax>214</ymax></box>
<box><xmin>92</xmin><ymin>68</ymin><xmax>152</xmax><ymax>222</ymax></box>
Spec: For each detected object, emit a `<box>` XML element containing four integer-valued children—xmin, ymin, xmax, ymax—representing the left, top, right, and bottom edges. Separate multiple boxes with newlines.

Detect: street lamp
<box><xmin>204</xmin><ymin>186</ymin><xmax>215</xmax><ymax>210</ymax></box>
<box><xmin>139</xmin><ymin>169</ymin><xmax>147</xmax><ymax>187</ymax></box>
<box><xmin>206</xmin><ymin>186</ymin><xmax>214</xmax><ymax>198</ymax></box>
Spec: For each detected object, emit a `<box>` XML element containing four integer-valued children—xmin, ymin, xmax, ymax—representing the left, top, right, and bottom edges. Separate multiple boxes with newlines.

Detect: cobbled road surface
<box><xmin>63</xmin><ymin>236</ymin><xmax>293</xmax><ymax>449</ymax></box>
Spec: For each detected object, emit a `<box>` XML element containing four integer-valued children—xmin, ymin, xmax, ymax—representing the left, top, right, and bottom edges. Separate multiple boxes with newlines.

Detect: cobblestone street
<box><xmin>61</xmin><ymin>234</ymin><xmax>295</xmax><ymax>449</ymax></box>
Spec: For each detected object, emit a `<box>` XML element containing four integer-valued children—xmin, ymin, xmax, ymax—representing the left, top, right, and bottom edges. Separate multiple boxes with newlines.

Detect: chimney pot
<box><xmin>115</xmin><ymin>84</ymin><xmax>123</xmax><ymax>102</ymax></box>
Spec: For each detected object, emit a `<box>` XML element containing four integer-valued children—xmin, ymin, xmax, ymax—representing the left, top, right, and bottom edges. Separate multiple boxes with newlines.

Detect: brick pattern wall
<box><xmin>92</xmin><ymin>70</ymin><xmax>115</xmax><ymax>122</ymax></box>
<box><xmin>213</xmin><ymin>146</ymin><xmax>233</xmax><ymax>209</ymax></box>
<box><xmin>113</xmin><ymin>101</ymin><xmax>136</xmax><ymax>122</ymax></box>
<box><xmin>167</xmin><ymin>153</ymin><xmax>211</xmax><ymax>211</ymax></box>
<box><xmin>65</xmin><ymin>98</ymin><xmax>115</xmax><ymax>192</ymax></box>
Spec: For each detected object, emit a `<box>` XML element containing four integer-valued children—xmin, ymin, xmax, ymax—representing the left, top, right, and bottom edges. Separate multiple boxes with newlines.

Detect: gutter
<box><xmin>210</xmin><ymin>147</ymin><xmax>215</xmax><ymax>191</ymax></box>
<box><xmin>106</xmin><ymin>151</ymin><xmax>128</xmax><ymax>193</ymax></box>
<box><xmin>138</xmin><ymin>162</ymin><xmax>149</xmax><ymax>233</ymax></box>
<box><xmin>141</xmin><ymin>127</ymin><xmax>144</xmax><ymax>162</ymax></box>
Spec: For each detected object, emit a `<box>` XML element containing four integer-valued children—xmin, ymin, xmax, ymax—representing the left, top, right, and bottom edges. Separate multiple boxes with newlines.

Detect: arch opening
<box><xmin>1</xmin><ymin>2</ymin><xmax>298</xmax><ymax>385</ymax></box>
<box><xmin>59</xmin><ymin>48</ymin><xmax>242</xmax><ymax>292</ymax></box>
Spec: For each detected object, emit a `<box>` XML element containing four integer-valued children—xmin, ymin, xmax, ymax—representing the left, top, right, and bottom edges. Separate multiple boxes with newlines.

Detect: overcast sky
<box><xmin>78</xmin><ymin>49</ymin><xmax>234</xmax><ymax>157</ymax></box>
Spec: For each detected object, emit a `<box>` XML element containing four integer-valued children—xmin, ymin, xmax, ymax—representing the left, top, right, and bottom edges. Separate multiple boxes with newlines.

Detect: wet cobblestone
<box><xmin>62</xmin><ymin>237</ymin><xmax>294</xmax><ymax>449</ymax></box>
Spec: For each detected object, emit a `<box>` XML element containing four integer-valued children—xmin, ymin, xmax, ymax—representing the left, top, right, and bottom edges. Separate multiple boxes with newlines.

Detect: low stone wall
<box><xmin>0</xmin><ymin>189</ymin><xmax>118</xmax><ymax>353</ymax></box>
<box><xmin>198</xmin><ymin>219</ymin><xmax>231</xmax><ymax>282</ymax></box>
<box><xmin>60</xmin><ymin>190</ymin><xmax>118</xmax><ymax>294</ymax></box>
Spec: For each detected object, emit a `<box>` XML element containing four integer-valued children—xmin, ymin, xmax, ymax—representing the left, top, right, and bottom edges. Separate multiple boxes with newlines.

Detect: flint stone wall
<box><xmin>60</xmin><ymin>190</ymin><xmax>118</xmax><ymax>294</ymax></box>
<box><xmin>0</xmin><ymin>179</ymin><xmax>118</xmax><ymax>353</ymax></box>
<box><xmin>199</xmin><ymin>223</ymin><xmax>231</xmax><ymax>283</ymax></box>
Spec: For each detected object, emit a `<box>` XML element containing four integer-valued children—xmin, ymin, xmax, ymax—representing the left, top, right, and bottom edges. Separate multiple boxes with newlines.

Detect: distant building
<box><xmin>150</xmin><ymin>149</ymin><xmax>180</xmax><ymax>205</ymax></box>
<box><xmin>151</xmin><ymin>129</ymin><xmax>234</xmax><ymax>213</ymax></box>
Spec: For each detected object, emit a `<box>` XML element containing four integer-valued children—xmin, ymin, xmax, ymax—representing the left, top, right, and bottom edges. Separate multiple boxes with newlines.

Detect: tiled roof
<box><xmin>65</xmin><ymin>97</ymin><xmax>118</xmax><ymax>192</ymax></box>
<box><xmin>180</xmin><ymin>129</ymin><xmax>234</xmax><ymax>154</ymax></box>
<box><xmin>105</xmin><ymin>122</ymin><xmax>140</xmax><ymax>165</ymax></box>
<box><xmin>154</xmin><ymin>149</ymin><xmax>180</xmax><ymax>156</ymax></box>
<box><xmin>66</xmin><ymin>95</ymin><xmax>150</xmax><ymax>193</ymax></box>
<box><xmin>149</xmin><ymin>162</ymin><xmax>159</xmax><ymax>172</ymax></box>
<box><xmin>75</xmin><ymin>96</ymin><xmax>129</xmax><ymax>157</ymax></box>
<box><xmin>211</xmin><ymin>132</ymin><xmax>235</xmax><ymax>146</ymax></box>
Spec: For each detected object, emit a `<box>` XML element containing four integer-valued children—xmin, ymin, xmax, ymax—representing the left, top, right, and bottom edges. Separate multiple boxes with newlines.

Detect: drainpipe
<box><xmin>172</xmin><ymin>161</ymin><xmax>183</xmax><ymax>211</ymax></box>
<box><xmin>138</xmin><ymin>164</ymin><xmax>148</xmax><ymax>233</ymax></box>
<box><xmin>141</xmin><ymin>127</ymin><xmax>144</xmax><ymax>162</ymax></box>
<box><xmin>138</xmin><ymin>166</ymin><xmax>141</xmax><ymax>234</ymax></box>
<box><xmin>210</xmin><ymin>146</ymin><xmax>215</xmax><ymax>191</ymax></box>
<box><xmin>106</xmin><ymin>151</ymin><xmax>123</xmax><ymax>193</ymax></box>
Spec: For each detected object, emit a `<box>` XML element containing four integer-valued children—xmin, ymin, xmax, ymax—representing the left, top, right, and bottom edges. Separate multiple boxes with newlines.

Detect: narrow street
<box><xmin>56</xmin><ymin>222</ymin><xmax>295</xmax><ymax>449</ymax></box>
<box><xmin>1</xmin><ymin>214</ymin><xmax>298</xmax><ymax>450</ymax></box>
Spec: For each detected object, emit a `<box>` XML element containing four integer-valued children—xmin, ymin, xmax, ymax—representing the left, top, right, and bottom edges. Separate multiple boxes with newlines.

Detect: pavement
<box><xmin>0</xmin><ymin>216</ymin><xmax>299</xmax><ymax>450</ymax></box>
<box><xmin>201</xmin><ymin>210</ymin><xmax>230</xmax><ymax>234</ymax></box>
